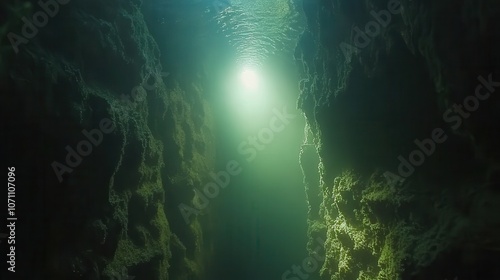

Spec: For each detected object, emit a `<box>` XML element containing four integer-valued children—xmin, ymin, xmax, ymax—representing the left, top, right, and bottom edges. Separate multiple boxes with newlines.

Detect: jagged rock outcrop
<box><xmin>296</xmin><ymin>0</ymin><xmax>500</xmax><ymax>279</ymax></box>
<box><xmin>1</xmin><ymin>0</ymin><xmax>215</xmax><ymax>279</ymax></box>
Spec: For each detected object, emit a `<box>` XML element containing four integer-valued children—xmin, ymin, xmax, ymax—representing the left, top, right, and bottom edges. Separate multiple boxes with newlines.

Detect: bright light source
<box><xmin>240</xmin><ymin>68</ymin><xmax>259</xmax><ymax>90</ymax></box>
<box><xmin>225</xmin><ymin>65</ymin><xmax>275</xmax><ymax>128</ymax></box>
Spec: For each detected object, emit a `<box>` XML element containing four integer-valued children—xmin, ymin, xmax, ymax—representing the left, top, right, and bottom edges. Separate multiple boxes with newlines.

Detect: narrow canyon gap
<box><xmin>2</xmin><ymin>0</ymin><xmax>500</xmax><ymax>280</ymax></box>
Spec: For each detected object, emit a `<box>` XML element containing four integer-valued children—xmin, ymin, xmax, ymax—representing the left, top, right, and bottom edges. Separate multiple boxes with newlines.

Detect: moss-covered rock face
<box><xmin>297</xmin><ymin>0</ymin><xmax>500</xmax><ymax>279</ymax></box>
<box><xmin>1</xmin><ymin>0</ymin><xmax>215</xmax><ymax>279</ymax></box>
<box><xmin>314</xmin><ymin>171</ymin><xmax>416</xmax><ymax>279</ymax></box>
<box><xmin>310</xmin><ymin>168</ymin><xmax>500</xmax><ymax>280</ymax></box>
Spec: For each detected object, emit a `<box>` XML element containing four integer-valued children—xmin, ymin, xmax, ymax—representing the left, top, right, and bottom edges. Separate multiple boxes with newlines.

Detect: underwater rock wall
<box><xmin>1</xmin><ymin>0</ymin><xmax>214</xmax><ymax>279</ymax></box>
<box><xmin>296</xmin><ymin>0</ymin><xmax>500</xmax><ymax>279</ymax></box>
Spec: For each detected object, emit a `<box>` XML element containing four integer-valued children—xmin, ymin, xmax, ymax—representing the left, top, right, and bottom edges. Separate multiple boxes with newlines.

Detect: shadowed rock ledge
<box><xmin>296</xmin><ymin>0</ymin><xmax>500</xmax><ymax>279</ymax></box>
<box><xmin>1</xmin><ymin>0</ymin><xmax>215</xmax><ymax>279</ymax></box>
